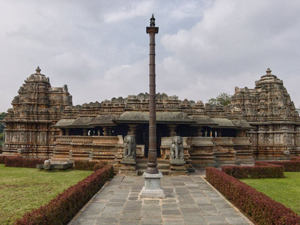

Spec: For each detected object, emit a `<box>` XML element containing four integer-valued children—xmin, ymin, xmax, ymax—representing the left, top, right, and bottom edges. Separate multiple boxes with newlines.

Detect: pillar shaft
<box><xmin>146</xmin><ymin>17</ymin><xmax>159</xmax><ymax>174</ymax></box>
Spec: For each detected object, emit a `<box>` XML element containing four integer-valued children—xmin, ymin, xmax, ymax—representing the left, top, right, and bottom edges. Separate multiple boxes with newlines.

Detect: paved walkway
<box><xmin>69</xmin><ymin>171</ymin><xmax>253</xmax><ymax>225</ymax></box>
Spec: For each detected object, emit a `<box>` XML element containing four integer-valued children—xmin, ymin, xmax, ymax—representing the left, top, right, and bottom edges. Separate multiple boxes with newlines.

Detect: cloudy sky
<box><xmin>1</xmin><ymin>0</ymin><xmax>300</xmax><ymax>112</ymax></box>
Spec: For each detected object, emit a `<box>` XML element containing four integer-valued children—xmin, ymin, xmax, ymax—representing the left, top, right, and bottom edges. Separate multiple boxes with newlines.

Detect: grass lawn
<box><xmin>0</xmin><ymin>164</ymin><xmax>93</xmax><ymax>224</ymax></box>
<box><xmin>241</xmin><ymin>172</ymin><xmax>300</xmax><ymax>215</ymax></box>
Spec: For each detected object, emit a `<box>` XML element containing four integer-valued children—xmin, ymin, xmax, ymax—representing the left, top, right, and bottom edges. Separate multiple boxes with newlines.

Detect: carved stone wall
<box><xmin>3</xmin><ymin>67</ymin><xmax>300</xmax><ymax>165</ymax></box>
<box><xmin>3</xmin><ymin>67</ymin><xmax>72</xmax><ymax>158</ymax></box>
<box><xmin>226</xmin><ymin>68</ymin><xmax>300</xmax><ymax>159</ymax></box>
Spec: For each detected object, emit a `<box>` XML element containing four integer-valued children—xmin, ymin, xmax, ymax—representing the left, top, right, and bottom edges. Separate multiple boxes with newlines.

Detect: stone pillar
<box><xmin>196</xmin><ymin>126</ymin><xmax>202</xmax><ymax>137</ymax></box>
<box><xmin>128</xmin><ymin>125</ymin><xmax>137</xmax><ymax>136</ymax></box>
<box><xmin>218</xmin><ymin>130</ymin><xmax>222</xmax><ymax>137</ymax></box>
<box><xmin>168</xmin><ymin>125</ymin><xmax>177</xmax><ymax>137</ymax></box>
<box><xmin>66</xmin><ymin>128</ymin><xmax>70</xmax><ymax>136</ymax></box>
<box><xmin>103</xmin><ymin>127</ymin><xmax>108</xmax><ymax>136</ymax></box>
<box><xmin>83</xmin><ymin>129</ymin><xmax>87</xmax><ymax>136</ymax></box>
<box><xmin>59</xmin><ymin>129</ymin><xmax>63</xmax><ymax>136</ymax></box>
<box><xmin>108</xmin><ymin>127</ymin><xmax>112</xmax><ymax>136</ymax></box>
<box><xmin>141</xmin><ymin>14</ymin><xmax>165</xmax><ymax>199</ymax></box>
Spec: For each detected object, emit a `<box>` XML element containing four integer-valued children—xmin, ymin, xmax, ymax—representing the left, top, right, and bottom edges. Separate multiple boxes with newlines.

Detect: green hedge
<box><xmin>222</xmin><ymin>163</ymin><xmax>284</xmax><ymax>179</ymax></box>
<box><xmin>255</xmin><ymin>161</ymin><xmax>300</xmax><ymax>172</ymax></box>
<box><xmin>206</xmin><ymin>167</ymin><xmax>300</xmax><ymax>225</ymax></box>
<box><xmin>4</xmin><ymin>157</ymin><xmax>46</xmax><ymax>168</ymax></box>
<box><xmin>73</xmin><ymin>160</ymin><xmax>107</xmax><ymax>171</ymax></box>
<box><xmin>15</xmin><ymin>165</ymin><xmax>113</xmax><ymax>225</ymax></box>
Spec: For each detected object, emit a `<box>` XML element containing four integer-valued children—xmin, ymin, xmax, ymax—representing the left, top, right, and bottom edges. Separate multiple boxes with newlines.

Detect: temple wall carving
<box><xmin>2</xmin><ymin>67</ymin><xmax>300</xmax><ymax>169</ymax></box>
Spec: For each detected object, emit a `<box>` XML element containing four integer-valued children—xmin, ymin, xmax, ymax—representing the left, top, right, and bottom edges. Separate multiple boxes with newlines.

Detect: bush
<box><xmin>0</xmin><ymin>155</ymin><xmax>9</xmax><ymax>164</ymax></box>
<box><xmin>15</xmin><ymin>165</ymin><xmax>113</xmax><ymax>225</ymax></box>
<box><xmin>291</xmin><ymin>157</ymin><xmax>300</xmax><ymax>161</ymax></box>
<box><xmin>206</xmin><ymin>167</ymin><xmax>300</xmax><ymax>225</ymax></box>
<box><xmin>222</xmin><ymin>163</ymin><xmax>284</xmax><ymax>179</ymax></box>
<box><xmin>5</xmin><ymin>157</ymin><xmax>46</xmax><ymax>168</ymax></box>
<box><xmin>256</xmin><ymin>161</ymin><xmax>300</xmax><ymax>172</ymax></box>
<box><xmin>93</xmin><ymin>162</ymin><xmax>107</xmax><ymax>171</ymax></box>
<box><xmin>74</xmin><ymin>160</ymin><xmax>107</xmax><ymax>171</ymax></box>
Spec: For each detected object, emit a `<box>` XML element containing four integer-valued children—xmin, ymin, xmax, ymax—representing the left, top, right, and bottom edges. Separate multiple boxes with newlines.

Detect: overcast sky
<box><xmin>1</xmin><ymin>0</ymin><xmax>300</xmax><ymax>112</ymax></box>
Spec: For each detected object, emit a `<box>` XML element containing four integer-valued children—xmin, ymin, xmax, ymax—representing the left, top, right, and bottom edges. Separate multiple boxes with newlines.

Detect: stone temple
<box><xmin>2</xmin><ymin>67</ymin><xmax>300</xmax><ymax>174</ymax></box>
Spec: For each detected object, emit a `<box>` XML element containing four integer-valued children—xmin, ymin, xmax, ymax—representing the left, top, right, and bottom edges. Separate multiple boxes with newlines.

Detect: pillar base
<box><xmin>140</xmin><ymin>172</ymin><xmax>165</xmax><ymax>198</ymax></box>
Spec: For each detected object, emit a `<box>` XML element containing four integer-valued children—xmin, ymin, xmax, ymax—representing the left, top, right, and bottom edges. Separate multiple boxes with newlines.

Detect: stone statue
<box><xmin>123</xmin><ymin>135</ymin><xmax>136</xmax><ymax>159</ymax></box>
<box><xmin>170</xmin><ymin>136</ymin><xmax>185</xmax><ymax>165</ymax></box>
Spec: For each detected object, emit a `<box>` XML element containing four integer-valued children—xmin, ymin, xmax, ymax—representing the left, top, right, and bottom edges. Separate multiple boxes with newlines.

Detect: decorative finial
<box><xmin>150</xmin><ymin>14</ymin><xmax>155</xmax><ymax>27</ymax></box>
<box><xmin>36</xmin><ymin>66</ymin><xmax>41</xmax><ymax>74</ymax></box>
<box><xmin>266</xmin><ymin>68</ymin><xmax>271</xmax><ymax>75</ymax></box>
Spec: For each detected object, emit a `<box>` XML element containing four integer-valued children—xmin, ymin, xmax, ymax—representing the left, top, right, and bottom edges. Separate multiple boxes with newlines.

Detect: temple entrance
<box><xmin>135</xmin><ymin>124</ymin><xmax>169</xmax><ymax>158</ymax></box>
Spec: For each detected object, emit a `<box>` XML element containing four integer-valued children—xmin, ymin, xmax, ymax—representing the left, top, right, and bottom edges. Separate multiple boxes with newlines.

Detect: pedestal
<box><xmin>140</xmin><ymin>172</ymin><xmax>165</xmax><ymax>198</ymax></box>
<box><xmin>119</xmin><ymin>158</ymin><xmax>138</xmax><ymax>176</ymax></box>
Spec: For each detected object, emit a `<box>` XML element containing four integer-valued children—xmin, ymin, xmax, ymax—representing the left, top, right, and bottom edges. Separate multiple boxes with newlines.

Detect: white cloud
<box><xmin>1</xmin><ymin>0</ymin><xmax>300</xmax><ymax>112</ymax></box>
<box><xmin>103</xmin><ymin>1</ymin><xmax>154</xmax><ymax>23</ymax></box>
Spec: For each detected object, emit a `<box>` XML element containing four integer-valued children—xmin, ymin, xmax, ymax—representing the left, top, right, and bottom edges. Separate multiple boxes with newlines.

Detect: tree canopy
<box><xmin>0</xmin><ymin>112</ymin><xmax>6</xmax><ymax>136</ymax></box>
<box><xmin>208</xmin><ymin>92</ymin><xmax>232</xmax><ymax>106</ymax></box>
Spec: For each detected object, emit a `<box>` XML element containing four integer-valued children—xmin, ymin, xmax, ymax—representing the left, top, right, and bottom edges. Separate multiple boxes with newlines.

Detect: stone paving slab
<box><xmin>69</xmin><ymin>171</ymin><xmax>253</xmax><ymax>225</ymax></box>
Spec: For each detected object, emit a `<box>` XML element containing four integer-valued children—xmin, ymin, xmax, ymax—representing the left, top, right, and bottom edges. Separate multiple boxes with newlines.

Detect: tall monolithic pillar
<box><xmin>146</xmin><ymin>14</ymin><xmax>159</xmax><ymax>175</ymax></box>
<box><xmin>141</xmin><ymin>15</ymin><xmax>165</xmax><ymax>198</ymax></box>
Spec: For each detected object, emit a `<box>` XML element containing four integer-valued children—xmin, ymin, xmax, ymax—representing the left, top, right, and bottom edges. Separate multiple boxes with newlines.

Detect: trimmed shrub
<box><xmin>93</xmin><ymin>162</ymin><xmax>107</xmax><ymax>171</ymax></box>
<box><xmin>291</xmin><ymin>157</ymin><xmax>300</xmax><ymax>161</ymax></box>
<box><xmin>74</xmin><ymin>160</ymin><xmax>108</xmax><ymax>171</ymax></box>
<box><xmin>15</xmin><ymin>165</ymin><xmax>113</xmax><ymax>225</ymax></box>
<box><xmin>256</xmin><ymin>161</ymin><xmax>300</xmax><ymax>172</ymax></box>
<box><xmin>73</xmin><ymin>160</ymin><xmax>101</xmax><ymax>171</ymax></box>
<box><xmin>206</xmin><ymin>167</ymin><xmax>300</xmax><ymax>225</ymax></box>
<box><xmin>5</xmin><ymin>157</ymin><xmax>46</xmax><ymax>168</ymax></box>
<box><xmin>222</xmin><ymin>163</ymin><xmax>284</xmax><ymax>179</ymax></box>
<box><xmin>0</xmin><ymin>155</ymin><xmax>9</xmax><ymax>164</ymax></box>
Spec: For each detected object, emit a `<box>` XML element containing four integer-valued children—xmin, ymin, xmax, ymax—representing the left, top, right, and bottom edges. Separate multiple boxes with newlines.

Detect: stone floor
<box><xmin>69</xmin><ymin>170</ymin><xmax>253</xmax><ymax>225</ymax></box>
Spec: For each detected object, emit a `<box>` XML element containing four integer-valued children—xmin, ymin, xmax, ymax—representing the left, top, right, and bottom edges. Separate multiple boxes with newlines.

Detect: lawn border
<box><xmin>206</xmin><ymin>167</ymin><xmax>300</xmax><ymax>225</ymax></box>
<box><xmin>15</xmin><ymin>165</ymin><xmax>113</xmax><ymax>225</ymax></box>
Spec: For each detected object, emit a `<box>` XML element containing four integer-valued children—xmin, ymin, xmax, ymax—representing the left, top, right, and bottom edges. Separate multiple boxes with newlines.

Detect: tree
<box><xmin>208</xmin><ymin>93</ymin><xmax>232</xmax><ymax>106</ymax></box>
<box><xmin>0</xmin><ymin>112</ymin><xmax>6</xmax><ymax>143</ymax></box>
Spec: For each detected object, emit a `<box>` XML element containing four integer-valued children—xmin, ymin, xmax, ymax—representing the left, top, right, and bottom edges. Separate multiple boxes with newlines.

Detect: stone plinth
<box><xmin>140</xmin><ymin>172</ymin><xmax>165</xmax><ymax>198</ymax></box>
<box><xmin>119</xmin><ymin>158</ymin><xmax>138</xmax><ymax>176</ymax></box>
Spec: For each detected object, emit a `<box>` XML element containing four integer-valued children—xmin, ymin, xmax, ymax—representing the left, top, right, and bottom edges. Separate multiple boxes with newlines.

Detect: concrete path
<box><xmin>69</xmin><ymin>171</ymin><xmax>253</xmax><ymax>225</ymax></box>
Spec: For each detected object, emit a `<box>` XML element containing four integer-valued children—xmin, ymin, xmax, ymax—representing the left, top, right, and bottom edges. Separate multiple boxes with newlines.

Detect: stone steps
<box><xmin>136</xmin><ymin>159</ymin><xmax>170</xmax><ymax>175</ymax></box>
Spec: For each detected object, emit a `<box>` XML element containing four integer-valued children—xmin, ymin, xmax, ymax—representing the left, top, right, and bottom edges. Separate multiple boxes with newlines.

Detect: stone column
<box><xmin>196</xmin><ymin>126</ymin><xmax>202</xmax><ymax>137</ymax></box>
<box><xmin>218</xmin><ymin>130</ymin><xmax>222</xmax><ymax>137</ymax></box>
<box><xmin>66</xmin><ymin>128</ymin><xmax>70</xmax><ymax>136</ymax></box>
<box><xmin>141</xmin><ymin>14</ymin><xmax>165</xmax><ymax>199</ymax></box>
<box><xmin>103</xmin><ymin>127</ymin><xmax>108</xmax><ymax>136</ymax></box>
<box><xmin>168</xmin><ymin>125</ymin><xmax>176</xmax><ymax>137</ymax></box>
<box><xmin>128</xmin><ymin>124</ymin><xmax>137</xmax><ymax>136</ymax></box>
<box><xmin>83</xmin><ymin>128</ymin><xmax>87</xmax><ymax>136</ymax></box>
<box><xmin>59</xmin><ymin>129</ymin><xmax>63</xmax><ymax>136</ymax></box>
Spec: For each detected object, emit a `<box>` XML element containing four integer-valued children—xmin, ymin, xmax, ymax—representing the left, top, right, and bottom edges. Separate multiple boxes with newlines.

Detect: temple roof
<box><xmin>231</xmin><ymin>119</ymin><xmax>252</xmax><ymax>129</ymax></box>
<box><xmin>114</xmin><ymin>112</ymin><xmax>195</xmax><ymax>124</ymax></box>
<box><xmin>188</xmin><ymin>115</ymin><xmax>217</xmax><ymax>126</ymax></box>
<box><xmin>211</xmin><ymin>118</ymin><xmax>235</xmax><ymax>128</ymax></box>
<box><xmin>70</xmin><ymin>117</ymin><xmax>95</xmax><ymax>128</ymax></box>
<box><xmin>53</xmin><ymin>113</ymin><xmax>252</xmax><ymax>129</ymax></box>
<box><xmin>54</xmin><ymin>119</ymin><xmax>76</xmax><ymax>128</ymax></box>
<box><xmin>90</xmin><ymin>114</ymin><xmax>118</xmax><ymax>126</ymax></box>
<box><xmin>26</xmin><ymin>67</ymin><xmax>49</xmax><ymax>83</ymax></box>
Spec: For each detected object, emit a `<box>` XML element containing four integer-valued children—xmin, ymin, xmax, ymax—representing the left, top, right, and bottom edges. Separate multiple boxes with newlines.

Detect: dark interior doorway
<box><xmin>135</xmin><ymin>124</ymin><xmax>169</xmax><ymax>158</ymax></box>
